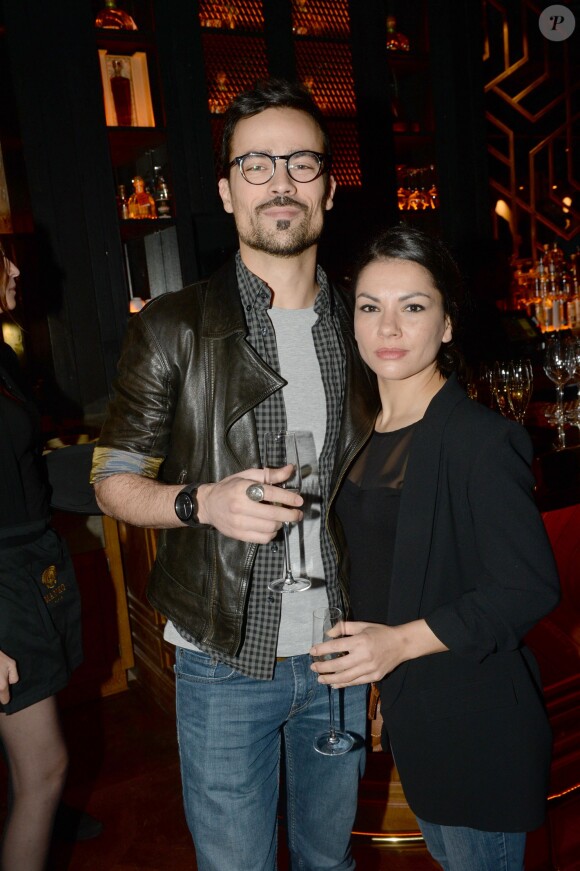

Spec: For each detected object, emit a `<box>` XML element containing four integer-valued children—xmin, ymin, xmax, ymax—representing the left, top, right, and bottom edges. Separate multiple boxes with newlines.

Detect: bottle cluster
<box><xmin>117</xmin><ymin>168</ymin><xmax>172</xmax><ymax>221</ymax></box>
<box><xmin>512</xmin><ymin>242</ymin><xmax>580</xmax><ymax>332</ymax></box>
<box><xmin>396</xmin><ymin>165</ymin><xmax>438</xmax><ymax>211</ymax></box>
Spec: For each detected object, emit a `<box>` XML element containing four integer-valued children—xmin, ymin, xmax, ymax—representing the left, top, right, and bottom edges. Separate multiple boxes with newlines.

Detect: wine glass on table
<box><xmin>507</xmin><ymin>359</ymin><xmax>533</xmax><ymax>425</ymax></box>
<box><xmin>543</xmin><ymin>335</ymin><xmax>573</xmax><ymax>450</ymax></box>
<box><xmin>476</xmin><ymin>363</ymin><xmax>495</xmax><ymax>409</ymax></box>
<box><xmin>491</xmin><ymin>361</ymin><xmax>512</xmax><ymax>418</ymax></box>
<box><xmin>264</xmin><ymin>430</ymin><xmax>311</xmax><ymax>593</ymax></box>
<box><xmin>312</xmin><ymin>607</ymin><xmax>354</xmax><ymax>756</ymax></box>
<box><xmin>564</xmin><ymin>338</ymin><xmax>580</xmax><ymax>437</ymax></box>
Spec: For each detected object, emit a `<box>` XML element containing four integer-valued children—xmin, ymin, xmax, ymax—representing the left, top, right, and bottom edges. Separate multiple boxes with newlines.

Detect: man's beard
<box><xmin>237</xmin><ymin>196</ymin><xmax>326</xmax><ymax>258</ymax></box>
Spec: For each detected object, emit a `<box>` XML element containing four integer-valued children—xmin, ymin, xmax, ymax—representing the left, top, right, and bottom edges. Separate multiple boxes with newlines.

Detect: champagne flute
<box><xmin>565</xmin><ymin>339</ymin><xmax>580</xmax><ymax>439</ymax></box>
<box><xmin>477</xmin><ymin>363</ymin><xmax>495</xmax><ymax>409</ymax></box>
<box><xmin>543</xmin><ymin>335</ymin><xmax>573</xmax><ymax>449</ymax></box>
<box><xmin>566</xmin><ymin>337</ymin><xmax>580</xmax><ymax>393</ymax></box>
<box><xmin>312</xmin><ymin>607</ymin><xmax>354</xmax><ymax>756</ymax></box>
<box><xmin>507</xmin><ymin>359</ymin><xmax>533</xmax><ymax>425</ymax></box>
<box><xmin>264</xmin><ymin>431</ymin><xmax>311</xmax><ymax>593</ymax></box>
<box><xmin>491</xmin><ymin>361</ymin><xmax>512</xmax><ymax>418</ymax></box>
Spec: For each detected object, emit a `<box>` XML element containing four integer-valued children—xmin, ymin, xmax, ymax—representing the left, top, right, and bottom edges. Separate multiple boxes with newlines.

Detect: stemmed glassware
<box><xmin>507</xmin><ymin>359</ymin><xmax>533</xmax><ymax>425</ymax></box>
<box><xmin>476</xmin><ymin>364</ymin><xmax>495</xmax><ymax>409</ymax></box>
<box><xmin>264</xmin><ymin>430</ymin><xmax>311</xmax><ymax>593</ymax></box>
<box><xmin>543</xmin><ymin>336</ymin><xmax>573</xmax><ymax>450</ymax></box>
<box><xmin>565</xmin><ymin>337</ymin><xmax>580</xmax><ymax>393</ymax></box>
<box><xmin>312</xmin><ymin>607</ymin><xmax>354</xmax><ymax>756</ymax></box>
<box><xmin>491</xmin><ymin>361</ymin><xmax>512</xmax><ymax>418</ymax></box>
<box><xmin>564</xmin><ymin>339</ymin><xmax>580</xmax><ymax>437</ymax></box>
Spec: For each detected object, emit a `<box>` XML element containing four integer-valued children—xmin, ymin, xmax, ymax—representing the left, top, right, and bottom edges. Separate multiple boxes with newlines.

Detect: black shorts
<box><xmin>0</xmin><ymin>526</ymin><xmax>83</xmax><ymax>714</ymax></box>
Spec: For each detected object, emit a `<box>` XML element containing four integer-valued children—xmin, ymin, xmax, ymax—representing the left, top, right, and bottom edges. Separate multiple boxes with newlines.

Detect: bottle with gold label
<box><xmin>95</xmin><ymin>0</ymin><xmax>138</xmax><ymax>30</ymax></box>
<box><xmin>127</xmin><ymin>176</ymin><xmax>156</xmax><ymax>219</ymax></box>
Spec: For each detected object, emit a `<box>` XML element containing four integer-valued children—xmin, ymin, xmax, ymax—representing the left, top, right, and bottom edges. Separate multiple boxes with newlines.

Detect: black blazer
<box><xmin>379</xmin><ymin>375</ymin><xmax>560</xmax><ymax>832</ymax></box>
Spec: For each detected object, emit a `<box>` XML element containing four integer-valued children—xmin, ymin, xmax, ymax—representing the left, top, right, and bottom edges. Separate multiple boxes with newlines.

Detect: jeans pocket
<box><xmin>174</xmin><ymin>647</ymin><xmax>237</xmax><ymax>683</ymax></box>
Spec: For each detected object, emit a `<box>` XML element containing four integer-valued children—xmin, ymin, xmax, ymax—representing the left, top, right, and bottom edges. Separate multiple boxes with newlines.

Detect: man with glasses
<box><xmin>91</xmin><ymin>78</ymin><xmax>377</xmax><ymax>871</ymax></box>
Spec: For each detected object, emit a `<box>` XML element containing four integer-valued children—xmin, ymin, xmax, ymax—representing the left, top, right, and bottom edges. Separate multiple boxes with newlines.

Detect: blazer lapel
<box><xmin>389</xmin><ymin>375</ymin><xmax>466</xmax><ymax>624</ymax></box>
<box><xmin>381</xmin><ymin>376</ymin><xmax>466</xmax><ymax>708</ymax></box>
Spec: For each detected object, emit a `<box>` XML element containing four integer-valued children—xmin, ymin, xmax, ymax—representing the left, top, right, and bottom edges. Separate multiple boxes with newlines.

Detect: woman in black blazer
<box><xmin>311</xmin><ymin>225</ymin><xmax>560</xmax><ymax>871</ymax></box>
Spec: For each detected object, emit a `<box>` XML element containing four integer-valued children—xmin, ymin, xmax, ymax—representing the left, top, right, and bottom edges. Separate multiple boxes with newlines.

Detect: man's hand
<box><xmin>198</xmin><ymin>466</ymin><xmax>303</xmax><ymax>543</ymax></box>
<box><xmin>95</xmin><ymin>466</ymin><xmax>303</xmax><ymax>542</ymax></box>
<box><xmin>0</xmin><ymin>651</ymin><xmax>19</xmax><ymax>705</ymax></box>
<box><xmin>310</xmin><ymin>620</ymin><xmax>448</xmax><ymax>688</ymax></box>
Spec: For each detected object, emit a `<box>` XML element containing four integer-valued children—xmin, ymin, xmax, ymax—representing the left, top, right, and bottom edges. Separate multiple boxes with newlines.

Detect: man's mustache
<box><xmin>257</xmin><ymin>196</ymin><xmax>307</xmax><ymax>213</ymax></box>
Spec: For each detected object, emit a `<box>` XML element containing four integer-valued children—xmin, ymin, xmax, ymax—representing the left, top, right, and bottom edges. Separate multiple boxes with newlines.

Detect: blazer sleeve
<box><xmin>425</xmin><ymin>423</ymin><xmax>560</xmax><ymax>661</ymax></box>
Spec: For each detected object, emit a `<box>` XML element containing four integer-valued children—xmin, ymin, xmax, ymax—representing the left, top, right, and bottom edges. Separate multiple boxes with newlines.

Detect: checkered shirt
<box><xmin>174</xmin><ymin>252</ymin><xmax>346</xmax><ymax>679</ymax></box>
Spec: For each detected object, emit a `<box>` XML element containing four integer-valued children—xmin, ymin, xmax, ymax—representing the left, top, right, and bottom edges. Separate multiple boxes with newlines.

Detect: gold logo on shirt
<box><xmin>41</xmin><ymin>565</ymin><xmax>58</xmax><ymax>589</ymax></box>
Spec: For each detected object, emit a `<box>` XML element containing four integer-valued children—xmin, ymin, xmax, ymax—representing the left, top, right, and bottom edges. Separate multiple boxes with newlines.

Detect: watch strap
<box><xmin>175</xmin><ymin>483</ymin><xmax>211</xmax><ymax>528</ymax></box>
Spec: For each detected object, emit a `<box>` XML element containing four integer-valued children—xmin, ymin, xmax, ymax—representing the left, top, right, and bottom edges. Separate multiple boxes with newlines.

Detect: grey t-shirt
<box><xmin>268</xmin><ymin>305</ymin><xmax>330</xmax><ymax>655</ymax></box>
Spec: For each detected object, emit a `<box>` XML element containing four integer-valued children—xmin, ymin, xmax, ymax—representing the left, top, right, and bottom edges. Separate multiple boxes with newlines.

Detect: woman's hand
<box><xmin>0</xmin><ymin>651</ymin><xmax>19</xmax><ymax>705</ymax></box>
<box><xmin>310</xmin><ymin>619</ymin><xmax>448</xmax><ymax>688</ymax></box>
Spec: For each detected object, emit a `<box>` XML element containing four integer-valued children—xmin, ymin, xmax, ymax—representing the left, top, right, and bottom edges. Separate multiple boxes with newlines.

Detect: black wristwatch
<box><xmin>174</xmin><ymin>484</ymin><xmax>210</xmax><ymax>528</ymax></box>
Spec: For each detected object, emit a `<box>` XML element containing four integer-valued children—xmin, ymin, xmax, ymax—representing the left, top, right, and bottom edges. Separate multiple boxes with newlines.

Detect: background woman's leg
<box><xmin>0</xmin><ymin>696</ymin><xmax>68</xmax><ymax>871</ymax></box>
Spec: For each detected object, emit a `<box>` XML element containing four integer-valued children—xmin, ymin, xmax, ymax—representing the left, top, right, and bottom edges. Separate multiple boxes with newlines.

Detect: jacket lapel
<box><xmin>201</xmin><ymin>259</ymin><xmax>285</xmax><ymax>467</ymax></box>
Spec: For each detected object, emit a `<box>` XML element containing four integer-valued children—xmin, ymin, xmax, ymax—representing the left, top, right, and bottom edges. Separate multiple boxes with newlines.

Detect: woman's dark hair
<box><xmin>352</xmin><ymin>223</ymin><xmax>467</xmax><ymax>376</ymax></box>
<box><xmin>220</xmin><ymin>77</ymin><xmax>331</xmax><ymax>177</ymax></box>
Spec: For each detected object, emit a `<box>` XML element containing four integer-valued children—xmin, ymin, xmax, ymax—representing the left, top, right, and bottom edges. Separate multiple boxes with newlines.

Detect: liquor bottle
<box><xmin>117</xmin><ymin>184</ymin><xmax>129</xmax><ymax>220</ymax></box>
<box><xmin>386</xmin><ymin>16</ymin><xmax>410</xmax><ymax>52</ymax></box>
<box><xmin>569</xmin><ymin>278</ymin><xmax>580</xmax><ymax>328</ymax></box>
<box><xmin>95</xmin><ymin>0</ymin><xmax>138</xmax><ymax>30</ymax></box>
<box><xmin>550</xmin><ymin>239</ymin><xmax>565</xmax><ymax>276</ymax></box>
<box><xmin>110</xmin><ymin>59</ymin><xmax>133</xmax><ymax>126</ymax></box>
<box><xmin>127</xmin><ymin>176</ymin><xmax>157</xmax><ymax>219</ymax></box>
<box><xmin>153</xmin><ymin>167</ymin><xmax>172</xmax><ymax>219</ymax></box>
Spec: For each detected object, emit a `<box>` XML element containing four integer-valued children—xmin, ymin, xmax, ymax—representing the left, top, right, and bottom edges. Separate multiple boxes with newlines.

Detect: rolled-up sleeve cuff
<box><xmin>90</xmin><ymin>446</ymin><xmax>164</xmax><ymax>484</ymax></box>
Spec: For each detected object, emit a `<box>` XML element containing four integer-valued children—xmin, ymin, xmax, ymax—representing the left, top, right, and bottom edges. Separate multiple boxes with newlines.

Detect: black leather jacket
<box><xmin>98</xmin><ymin>258</ymin><xmax>378</xmax><ymax>656</ymax></box>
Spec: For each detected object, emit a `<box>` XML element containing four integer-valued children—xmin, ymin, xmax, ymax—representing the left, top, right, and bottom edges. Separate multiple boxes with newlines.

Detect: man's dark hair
<box><xmin>220</xmin><ymin>78</ymin><xmax>331</xmax><ymax>176</ymax></box>
<box><xmin>352</xmin><ymin>223</ymin><xmax>468</xmax><ymax>376</ymax></box>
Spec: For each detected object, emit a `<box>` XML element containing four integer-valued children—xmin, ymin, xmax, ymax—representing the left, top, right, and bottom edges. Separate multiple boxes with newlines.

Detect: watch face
<box><xmin>175</xmin><ymin>491</ymin><xmax>194</xmax><ymax>522</ymax></box>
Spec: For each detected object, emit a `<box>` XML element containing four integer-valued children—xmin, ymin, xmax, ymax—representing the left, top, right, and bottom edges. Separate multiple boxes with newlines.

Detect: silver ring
<box><xmin>246</xmin><ymin>483</ymin><xmax>265</xmax><ymax>503</ymax></box>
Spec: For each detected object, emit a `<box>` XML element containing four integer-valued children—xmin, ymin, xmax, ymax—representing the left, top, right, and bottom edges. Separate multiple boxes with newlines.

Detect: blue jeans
<box><xmin>416</xmin><ymin>817</ymin><xmax>526</xmax><ymax>871</ymax></box>
<box><xmin>175</xmin><ymin>648</ymin><xmax>367</xmax><ymax>871</ymax></box>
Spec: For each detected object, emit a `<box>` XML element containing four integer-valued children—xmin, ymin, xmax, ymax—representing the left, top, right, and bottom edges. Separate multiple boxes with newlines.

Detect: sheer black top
<box><xmin>336</xmin><ymin>423</ymin><xmax>417</xmax><ymax>623</ymax></box>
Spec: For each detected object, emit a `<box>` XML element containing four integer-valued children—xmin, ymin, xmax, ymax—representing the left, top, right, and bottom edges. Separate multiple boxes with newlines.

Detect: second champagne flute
<box><xmin>312</xmin><ymin>607</ymin><xmax>354</xmax><ymax>756</ymax></box>
<box><xmin>264</xmin><ymin>430</ymin><xmax>311</xmax><ymax>593</ymax></box>
<box><xmin>507</xmin><ymin>359</ymin><xmax>533</xmax><ymax>425</ymax></box>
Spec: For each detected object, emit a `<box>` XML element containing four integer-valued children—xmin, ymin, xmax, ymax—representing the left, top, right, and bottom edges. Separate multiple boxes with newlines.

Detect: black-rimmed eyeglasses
<box><xmin>228</xmin><ymin>151</ymin><xmax>330</xmax><ymax>185</ymax></box>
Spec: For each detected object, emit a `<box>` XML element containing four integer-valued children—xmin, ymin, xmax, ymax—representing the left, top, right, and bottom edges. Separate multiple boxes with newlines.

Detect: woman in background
<box><xmin>0</xmin><ymin>241</ymin><xmax>83</xmax><ymax>871</ymax></box>
<box><xmin>312</xmin><ymin>225</ymin><xmax>559</xmax><ymax>871</ymax></box>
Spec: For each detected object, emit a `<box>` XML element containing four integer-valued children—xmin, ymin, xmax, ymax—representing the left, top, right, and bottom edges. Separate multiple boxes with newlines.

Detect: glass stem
<box><xmin>327</xmin><ymin>686</ymin><xmax>339</xmax><ymax>743</ymax></box>
<box><xmin>556</xmin><ymin>385</ymin><xmax>566</xmax><ymax>449</ymax></box>
<box><xmin>282</xmin><ymin>522</ymin><xmax>294</xmax><ymax>583</ymax></box>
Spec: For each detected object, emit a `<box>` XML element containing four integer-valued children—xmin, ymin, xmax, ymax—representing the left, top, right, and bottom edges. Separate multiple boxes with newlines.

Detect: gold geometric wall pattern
<box><xmin>482</xmin><ymin>0</ymin><xmax>579</xmax><ymax>259</ymax></box>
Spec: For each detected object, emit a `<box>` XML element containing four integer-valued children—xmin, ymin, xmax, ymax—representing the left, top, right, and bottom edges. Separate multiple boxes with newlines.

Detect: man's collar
<box><xmin>236</xmin><ymin>250</ymin><xmax>330</xmax><ymax>314</ymax></box>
